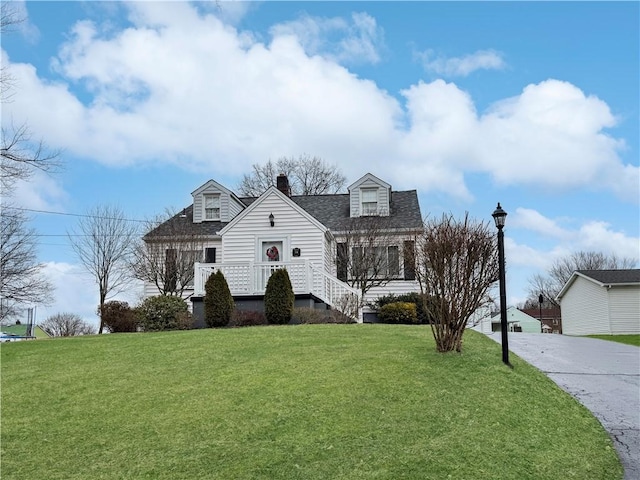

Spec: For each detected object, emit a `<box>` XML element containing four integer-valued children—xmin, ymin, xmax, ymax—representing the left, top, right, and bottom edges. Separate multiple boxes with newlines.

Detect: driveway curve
<box><xmin>486</xmin><ymin>332</ymin><xmax>640</xmax><ymax>480</ymax></box>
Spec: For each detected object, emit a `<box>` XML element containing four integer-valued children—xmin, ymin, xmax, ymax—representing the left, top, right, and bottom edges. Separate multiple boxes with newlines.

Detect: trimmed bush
<box><xmin>228</xmin><ymin>310</ymin><xmax>268</xmax><ymax>328</ymax></box>
<box><xmin>375</xmin><ymin>292</ymin><xmax>436</xmax><ymax>324</ymax></box>
<box><xmin>137</xmin><ymin>296</ymin><xmax>192</xmax><ymax>332</ymax></box>
<box><xmin>264</xmin><ymin>269</ymin><xmax>294</xmax><ymax>325</ymax></box>
<box><xmin>204</xmin><ymin>270</ymin><xmax>234</xmax><ymax>328</ymax></box>
<box><xmin>100</xmin><ymin>301</ymin><xmax>138</xmax><ymax>333</ymax></box>
<box><xmin>378</xmin><ymin>302</ymin><xmax>418</xmax><ymax>324</ymax></box>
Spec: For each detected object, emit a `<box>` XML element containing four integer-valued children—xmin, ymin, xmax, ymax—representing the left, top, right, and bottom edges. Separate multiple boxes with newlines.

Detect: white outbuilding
<box><xmin>556</xmin><ymin>269</ymin><xmax>640</xmax><ymax>335</ymax></box>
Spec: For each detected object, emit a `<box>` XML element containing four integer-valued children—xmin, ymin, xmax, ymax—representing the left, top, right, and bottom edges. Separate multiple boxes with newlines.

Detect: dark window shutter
<box><xmin>205</xmin><ymin>248</ymin><xmax>216</xmax><ymax>263</ymax></box>
<box><xmin>165</xmin><ymin>249</ymin><xmax>177</xmax><ymax>291</ymax></box>
<box><xmin>336</xmin><ymin>243</ymin><xmax>348</xmax><ymax>281</ymax></box>
<box><xmin>403</xmin><ymin>240</ymin><xmax>415</xmax><ymax>280</ymax></box>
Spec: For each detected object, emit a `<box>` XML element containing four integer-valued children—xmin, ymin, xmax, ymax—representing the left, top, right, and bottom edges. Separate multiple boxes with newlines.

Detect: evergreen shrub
<box><xmin>264</xmin><ymin>269</ymin><xmax>294</xmax><ymax>325</ymax></box>
<box><xmin>204</xmin><ymin>270</ymin><xmax>234</xmax><ymax>328</ymax></box>
<box><xmin>137</xmin><ymin>296</ymin><xmax>192</xmax><ymax>332</ymax></box>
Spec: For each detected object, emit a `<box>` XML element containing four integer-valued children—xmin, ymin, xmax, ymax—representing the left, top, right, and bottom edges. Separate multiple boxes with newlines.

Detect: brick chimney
<box><xmin>276</xmin><ymin>173</ymin><xmax>291</xmax><ymax>197</ymax></box>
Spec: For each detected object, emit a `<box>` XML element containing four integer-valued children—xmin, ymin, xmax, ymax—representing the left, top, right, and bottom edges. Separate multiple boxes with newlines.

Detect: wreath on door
<box><xmin>266</xmin><ymin>246</ymin><xmax>279</xmax><ymax>261</ymax></box>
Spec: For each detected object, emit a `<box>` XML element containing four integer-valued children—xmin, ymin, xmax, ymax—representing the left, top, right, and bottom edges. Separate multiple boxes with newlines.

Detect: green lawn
<box><xmin>587</xmin><ymin>334</ymin><xmax>640</xmax><ymax>347</ymax></box>
<box><xmin>1</xmin><ymin>325</ymin><xmax>622</xmax><ymax>479</ymax></box>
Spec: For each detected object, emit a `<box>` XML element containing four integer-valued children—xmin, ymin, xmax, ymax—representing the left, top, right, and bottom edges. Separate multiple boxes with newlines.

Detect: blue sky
<box><xmin>2</xmin><ymin>1</ymin><xmax>638</xmax><ymax>326</ymax></box>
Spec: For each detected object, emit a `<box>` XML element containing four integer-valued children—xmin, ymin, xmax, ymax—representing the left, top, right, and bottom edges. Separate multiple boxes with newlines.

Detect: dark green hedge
<box><xmin>264</xmin><ymin>269</ymin><xmax>294</xmax><ymax>325</ymax></box>
<box><xmin>204</xmin><ymin>270</ymin><xmax>234</xmax><ymax>328</ymax></box>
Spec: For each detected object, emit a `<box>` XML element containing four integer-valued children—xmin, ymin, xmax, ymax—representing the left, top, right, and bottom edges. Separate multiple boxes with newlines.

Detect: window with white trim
<box><xmin>360</xmin><ymin>188</ymin><xmax>378</xmax><ymax>216</ymax></box>
<box><xmin>203</xmin><ymin>194</ymin><xmax>220</xmax><ymax>221</ymax></box>
<box><xmin>350</xmin><ymin>245</ymin><xmax>400</xmax><ymax>279</ymax></box>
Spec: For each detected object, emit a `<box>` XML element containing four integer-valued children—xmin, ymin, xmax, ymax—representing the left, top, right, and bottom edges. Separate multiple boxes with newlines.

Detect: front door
<box><xmin>262</xmin><ymin>241</ymin><xmax>283</xmax><ymax>262</ymax></box>
<box><xmin>259</xmin><ymin>240</ymin><xmax>284</xmax><ymax>291</ymax></box>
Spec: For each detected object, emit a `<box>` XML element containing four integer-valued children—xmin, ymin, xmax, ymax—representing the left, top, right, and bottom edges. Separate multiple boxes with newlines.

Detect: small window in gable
<box><xmin>361</xmin><ymin>188</ymin><xmax>378</xmax><ymax>216</ymax></box>
<box><xmin>204</xmin><ymin>194</ymin><xmax>220</xmax><ymax>221</ymax></box>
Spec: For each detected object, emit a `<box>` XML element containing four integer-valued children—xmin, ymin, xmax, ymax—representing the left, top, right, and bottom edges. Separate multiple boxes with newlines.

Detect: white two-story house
<box><xmin>142</xmin><ymin>173</ymin><xmax>423</xmax><ymax>324</ymax></box>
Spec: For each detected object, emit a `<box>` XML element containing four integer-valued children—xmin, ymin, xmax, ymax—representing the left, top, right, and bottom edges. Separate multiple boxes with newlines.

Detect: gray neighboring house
<box><xmin>143</xmin><ymin>173</ymin><xmax>424</xmax><ymax>324</ymax></box>
<box><xmin>556</xmin><ymin>269</ymin><xmax>640</xmax><ymax>335</ymax></box>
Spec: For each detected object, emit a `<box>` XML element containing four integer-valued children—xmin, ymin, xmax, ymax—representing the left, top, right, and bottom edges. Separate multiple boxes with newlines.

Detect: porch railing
<box><xmin>194</xmin><ymin>261</ymin><xmax>361</xmax><ymax>321</ymax></box>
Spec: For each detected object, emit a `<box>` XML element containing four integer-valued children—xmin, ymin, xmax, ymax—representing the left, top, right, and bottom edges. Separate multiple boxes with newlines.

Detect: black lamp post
<box><xmin>538</xmin><ymin>293</ymin><xmax>544</xmax><ymax>333</ymax></box>
<box><xmin>492</xmin><ymin>203</ymin><xmax>511</xmax><ymax>367</ymax></box>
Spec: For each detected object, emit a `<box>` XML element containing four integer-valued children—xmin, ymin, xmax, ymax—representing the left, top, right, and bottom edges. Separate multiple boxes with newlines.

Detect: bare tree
<box><xmin>0</xmin><ymin>3</ymin><xmax>60</xmax><ymax>322</ymax></box>
<box><xmin>414</xmin><ymin>213</ymin><xmax>499</xmax><ymax>353</ymax></box>
<box><xmin>40</xmin><ymin>312</ymin><xmax>95</xmax><ymax>337</ymax></box>
<box><xmin>1</xmin><ymin>2</ymin><xmax>23</xmax><ymax>101</ymax></box>
<box><xmin>2</xmin><ymin>3</ymin><xmax>61</xmax><ymax>191</ymax></box>
<box><xmin>131</xmin><ymin>208</ymin><xmax>207</xmax><ymax>297</ymax></box>
<box><xmin>335</xmin><ymin>215</ymin><xmax>410</xmax><ymax>298</ymax></box>
<box><xmin>2</xmin><ymin>123</ymin><xmax>61</xmax><ymax>195</ymax></box>
<box><xmin>68</xmin><ymin>205</ymin><xmax>139</xmax><ymax>334</ymax></box>
<box><xmin>0</xmin><ymin>206</ymin><xmax>53</xmax><ymax>321</ymax></box>
<box><xmin>237</xmin><ymin>155</ymin><xmax>346</xmax><ymax>196</ymax></box>
<box><xmin>527</xmin><ymin>251</ymin><xmax>638</xmax><ymax>307</ymax></box>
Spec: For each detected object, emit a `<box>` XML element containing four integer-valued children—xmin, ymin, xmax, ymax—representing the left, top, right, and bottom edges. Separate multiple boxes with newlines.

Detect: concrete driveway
<box><xmin>486</xmin><ymin>332</ymin><xmax>640</xmax><ymax>480</ymax></box>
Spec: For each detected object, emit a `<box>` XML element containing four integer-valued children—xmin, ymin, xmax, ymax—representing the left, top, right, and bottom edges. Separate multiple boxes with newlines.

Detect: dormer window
<box><xmin>204</xmin><ymin>194</ymin><xmax>220</xmax><ymax>221</ymax></box>
<box><xmin>361</xmin><ymin>188</ymin><xmax>378</xmax><ymax>216</ymax></box>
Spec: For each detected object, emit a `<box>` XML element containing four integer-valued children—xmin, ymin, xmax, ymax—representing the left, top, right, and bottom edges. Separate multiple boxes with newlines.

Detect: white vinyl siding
<box><xmin>221</xmin><ymin>190</ymin><xmax>326</xmax><ymax>267</ymax></box>
<box><xmin>193</xmin><ymin>194</ymin><xmax>203</xmax><ymax>223</ymax></box>
<box><xmin>561</xmin><ymin>276</ymin><xmax>610</xmax><ymax>335</ymax></box>
<box><xmin>608</xmin><ymin>286</ymin><xmax>640</xmax><ymax>334</ymax></box>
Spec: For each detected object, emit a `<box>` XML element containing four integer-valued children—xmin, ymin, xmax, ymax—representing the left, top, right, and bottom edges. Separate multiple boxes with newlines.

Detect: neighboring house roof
<box><xmin>556</xmin><ymin>269</ymin><xmax>640</xmax><ymax>300</ymax></box>
<box><xmin>145</xmin><ymin>187</ymin><xmax>423</xmax><ymax>240</ymax></box>
<box><xmin>0</xmin><ymin>324</ymin><xmax>50</xmax><ymax>338</ymax></box>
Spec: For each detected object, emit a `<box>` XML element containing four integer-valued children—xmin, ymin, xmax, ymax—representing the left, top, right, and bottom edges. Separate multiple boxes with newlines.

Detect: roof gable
<box><xmin>348</xmin><ymin>173</ymin><xmax>391</xmax><ymax>191</ymax></box>
<box><xmin>556</xmin><ymin>269</ymin><xmax>640</xmax><ymax>300</ymax></box>
<box><xmin>218</xmin><ymin>186</ymin><xmax>329</xmax><ymax>236</ymax></box>
<box><xmin>192</xmin><ymin>179</ymin><xmax>234</xmax><ymax>197</ymax></box>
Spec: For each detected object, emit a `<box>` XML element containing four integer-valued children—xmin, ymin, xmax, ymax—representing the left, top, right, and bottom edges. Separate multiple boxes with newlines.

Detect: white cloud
<box><xmin>510</xmin><ymin>208</ymin><xmax>570</xmax><ymax>240</ymax></box>
<box><xmin>270</xmin><ymin>12</ymin><xmax>385</xmax><ymax>65</ymax></box>
<box><xmin>418</xmin><ymin>49</ymin><xmax>506</xmax><ymax>77</ymax></box>
<box><xmin>12</xmin><ymin>171</ymin><xmax>68</xmax><ymax>211</ymax></box>
<box><xmin>1</xmin><ymin>4</ymin><xmax>636</xmax><ymax>202</ymax></box>
<box><xmin>505</xmin><ymin>209</ymin><xmax>639</xmax><ymax>270</ymax></box>
<box><xmin>2</xmin><ymin>0</ymin><xmax>40</xmax><ymax>43</ymax></box>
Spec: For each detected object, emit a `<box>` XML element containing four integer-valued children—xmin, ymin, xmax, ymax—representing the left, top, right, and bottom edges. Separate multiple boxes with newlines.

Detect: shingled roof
<box><xmin>291</xmin><ymin>190</ymin><xmax>423</xmax><ymax>232</ymax></box>
<box><xmin>576</xmin><ymin>269</ymin><xmax>640</xmax><ymax>285</ymax></box>
<box><xmin>556</xmin><ymin>269</ymin><xmax>640</xmax><ymax>301</ymax></box>
<box><xmin>145</xmin><ymin>189</ymin><xmax>423</xmax><ymax>239</ymax></box>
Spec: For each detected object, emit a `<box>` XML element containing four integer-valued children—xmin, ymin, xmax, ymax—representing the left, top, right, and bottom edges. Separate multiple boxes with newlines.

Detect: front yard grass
<box><xmin>587</xmin><ymin>334</ymin><xmax>640</xmax><ymax>347</ymax></box>
<box><xmin>1</xmin><ymin>325</ymin><xmax>622</xmax><ymax>479</ymax></box>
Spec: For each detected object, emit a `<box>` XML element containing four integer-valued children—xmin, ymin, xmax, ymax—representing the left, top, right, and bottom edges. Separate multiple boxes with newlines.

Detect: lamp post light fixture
<box><xmin>492</xmin><ymin>203</ymin><xmax>512</xmax><ymax>367</ymax></box>
<box><xmin>269</xmin><ymin>213</ymin><xmax>275</xmax><ymax>227</ymax></box>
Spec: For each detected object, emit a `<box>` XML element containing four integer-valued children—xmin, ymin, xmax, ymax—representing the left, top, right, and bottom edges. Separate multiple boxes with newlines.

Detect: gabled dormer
<box><xmin>191</xmin><ymin>180</ymin><xmax>245</xmax><ymax>224</ymax></box>
<box><xmin>348</xmin><ymin>173</ymin><xmax>391</xmax><ymax>217</ymax></box>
